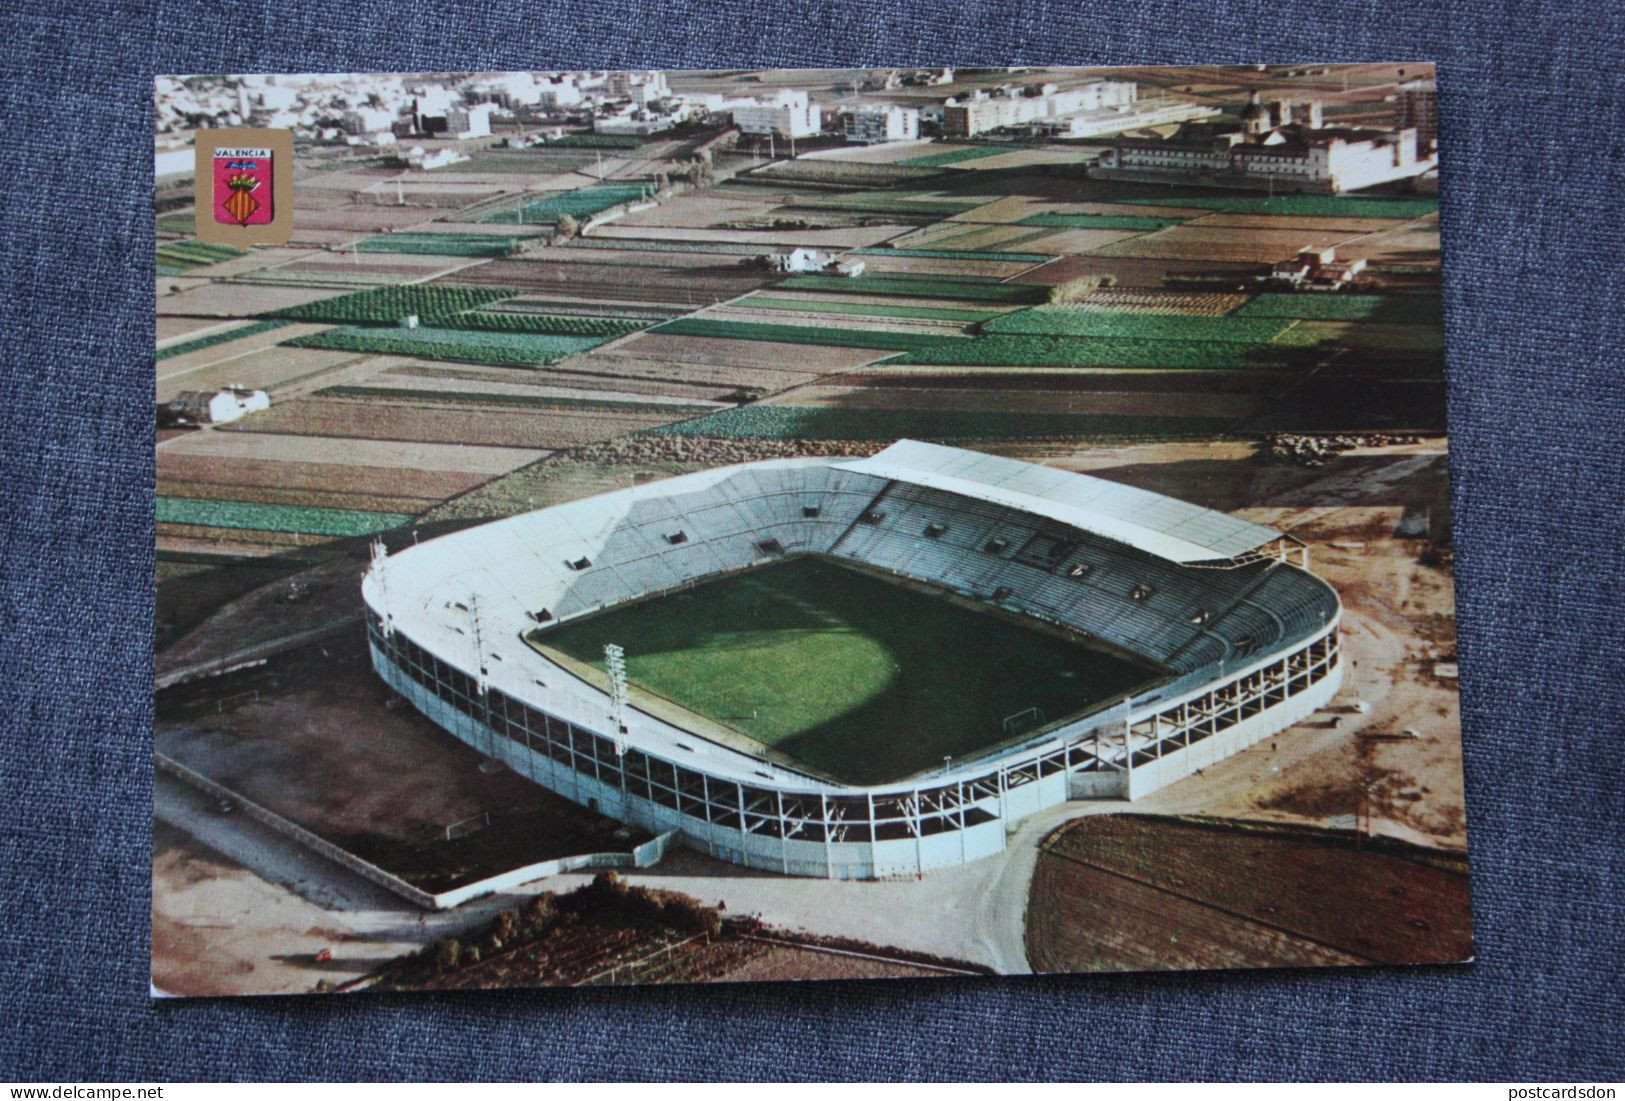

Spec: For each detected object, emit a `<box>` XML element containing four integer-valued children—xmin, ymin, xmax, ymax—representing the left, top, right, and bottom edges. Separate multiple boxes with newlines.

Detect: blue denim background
<box><xmin>2</xmin><ymin>0</ymin><xmax>1621</xmax><ymax>1082</ymax></box>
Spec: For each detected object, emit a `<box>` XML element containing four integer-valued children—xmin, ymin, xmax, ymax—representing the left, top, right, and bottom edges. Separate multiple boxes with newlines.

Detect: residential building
<box><xmin>844</xmin><ymin>104</ymin><xmax>920</xmax><ymax>144</ymax></box>
<box><xmin>728</xmin><ymin>90</ymin><xmax>822</xmax><ymax>139</ymax></box>
<box><xmin>1397</xmin><ymin>79</ymin><xmax>1438</xmax><ymax>150</ymax></box>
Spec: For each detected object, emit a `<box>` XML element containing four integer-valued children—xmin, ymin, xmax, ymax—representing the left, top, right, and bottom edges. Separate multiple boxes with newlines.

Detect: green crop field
<box><xmin>897</xmin><ymin>334</ymin><xmax>1306</xmax><ymax>369</ymax></box>
<box><xmin>1111</xmin><ymin>191</ymin><xmax>1440</xmax><ymax>220</ymax></box>
<box><xmin>474</xmin><ymin>184</ymin><xmax>653</xmax><ymax>225</ymax></box>
<box><xmin>531</xmin><ymin>557</ymin><xmax>1155</xmax><ymax>784</ymax></box>
<box><xmin>652</xmin><ymin>317</ymin><xmax>966</xmax><ymax>354</ymax></box>
<box><xmin>354</xmin><ymin>233</ymin><xmax>525</xmax><ymax>258</ymax></box>
<box><xmin>267</xmin><ymin>284</ymin><xmax>519</xmax><ymax>324</ymax></box>
<box><xmin>779</xmin><ymin>274</ymin><xmax>1049</xmax><ymax>304</ymax></box>
<box><xmin>1017</xmin><ymin>213</ymin><xmax>1186</xmax><ymax>231</ymax></box>
<box><xmin>156</xmin><ymin>239</ymin><xmax>245</xmax><ymax>276</ymax></box>
<box><xmin>542</xmin><ymin>134</ymin><xmax>648</xmax><ymax>149</ymax></box>
<box><xmin>899</xmin><ymin>145</ymin><xmax>1012</xmax><ymax>168</ymax></box>
<box><xmin>851</xmin><ymin>246</ymin><xmax>1053</xmax><ymax>263</ymax></box>
<box><xmin>1233</xmin><ymin>293</ymin><xmax>1443</xmax><ymax>324</ymax></box>
<box><xmin>742</xmin><ymin>296</ymin><xmax>1001</xmax><ymax>323</ymax></box>
<box><xmin>984</xmin><ymin>308</ymin><xmax>1295</xmax><ymax>343</ymax></box>
<box><xmin>155</xmin><ymin>211</ymin><xmax>197</xmax><ymax>235</ymax></box>
<box><xmin>1270</xmin><ymin>320</ymin><xmax>1445</xmax><ymax>352</ymax></box>
<box><xmin>157</xmin><ymin>320</ymin><xmax>293</xmax><ymax>360</ymax></box>
<box><xmin>283</xmin><ymin>325</ymin><xmax>611</xmax><ymax>367</ymax></box>
<box><xmin>455</xmin><ymin>310</ymin><xmax>648</xmax><ymax>337</ymax></box>
<box><xmin>157</xmin><ymin>496</ymin><xmax>413</xmax><ymax>537</ymax></box>
<box><xmin>649</xmin><ymin>405</ymin><xmax>1225</xmax><ymax>441</ymax></box>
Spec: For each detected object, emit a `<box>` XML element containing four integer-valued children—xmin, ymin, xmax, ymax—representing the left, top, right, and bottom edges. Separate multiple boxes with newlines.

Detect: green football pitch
<box><xmin>529</xmin><ymin>557</ymin><xmax>1159</xmax><ymax>785</ymax></box>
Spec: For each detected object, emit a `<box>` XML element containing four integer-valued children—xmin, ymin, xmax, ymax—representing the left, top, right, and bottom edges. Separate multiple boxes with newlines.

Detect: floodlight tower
<box><xmin>469</xmin><ymin>594</ymin><xmax>488</xmax><ymax>695</ymax></box>
<box><xmin>604</xmin><ymin>642</ymin><xmax>630</xmax><ymax>755</ymax></box>
<box><xmin>369</xmin><ymin>538</ymin><xmax>392</xmax><ymax>638</ymax></box>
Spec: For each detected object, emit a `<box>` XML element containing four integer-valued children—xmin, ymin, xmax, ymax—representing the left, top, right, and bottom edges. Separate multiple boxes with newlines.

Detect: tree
<box><xmin>555</xmin><ymin>212</ymin><xmax>580</xmax><ymax>239</ymax></box>
<box><xmin>433</xmin><ymin>937</ymin><xmax>461</xmax><ymax>971</ymax></box>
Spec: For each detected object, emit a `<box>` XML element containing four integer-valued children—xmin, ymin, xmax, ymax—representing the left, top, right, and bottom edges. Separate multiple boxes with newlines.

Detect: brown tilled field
<box><xmin>156</xmin><ymin>453</ymin><xmax>495</xmax><ymax>502</ymax></box>
<box><xmin>443</xmin><ymin>258</ymin><xmax>775</xmax><ymax>306</ymax></box>
<box><xmin>1011</xmin><ymin>254</ymin><xmax>1261</xmax><ymax>287</ymax></box>
<box><xmin>221</xmin><ymin>394</ymin><xmax>679</xmax><ymax>450</ymax></box>
<box><xmin>1093</xmin><ymin>223</ymin><xmax>1367</xmax><ymax>263</ymax></box>
<box><xmin>1026</xmin><ymin>814</ymin><xmax>1473</xmax><ymax>974</ymax></box>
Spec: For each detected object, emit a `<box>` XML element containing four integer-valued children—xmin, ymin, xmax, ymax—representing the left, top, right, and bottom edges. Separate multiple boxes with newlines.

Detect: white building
<box><xmin>1095</xmin><ymin>124</ymin><xmax>1435</xmax><ymax>194</ymax></box>
<box><xmin>943</xmin><ymin>80</ymin><xmax>1138</xmax><ymax>137</ymax></box>
<box><xmin>404</xmin><ymin>146</ymin><xmax>471</xmax><ymax>170</ymax></box>
<box><xmin>727</xmin><ymin>89</ymin><xmax>822</xmax><ymax>139</ymax></box>
<box><xmin>165</xmin><ymin>387</ymin><xmax>270</xmax><ymax>426</ymax></box>
<box><xmin>844</xmin><ymin>104</ymin><xmax>920</xmax><ymax>144</ymax></box>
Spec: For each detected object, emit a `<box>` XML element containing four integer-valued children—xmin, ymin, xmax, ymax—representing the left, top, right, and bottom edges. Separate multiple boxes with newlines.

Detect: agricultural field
<box><xmin>156</xmin><ymin>239</ymin><xmax>244</xmax><ymax>277</ymax></box>
<box><xmin>452</xmin><ymin>310</ymin><xmax>648</xmax><ymax>337</ymax></box>
<box><xmin>851</xmin><ymin>246</ymin><xmax>1053</xmax><ymax>263</ymax></box>
<box><xmin>789</xmin><ymin>191</ymin><xmax>990</xmax><ymax>217</ymax></box>
<box><xmin>282</xmin><ymin>324</ymin><xmax>613</xmax><ymax>366</ymax></box>
<box><xmin>984</xmin><ymin>308</ymin><xmax>1295</xmax><ymax>343</ymax></box>
<box><xmin>1091</xmin><ymin>224</ymin><xmax>1368</xmax><ymax>264</ymax></box>
<box><xmin>733</xmin><ymin>295</ymin><xmax>1003</xmax><ymax>323</ymax></box>
<box><xmin>443</xmin><ymin>258</ymin><xmax>777</xmax><ymax>308</ymax></box>
<box><xmin>651</xmin><ymin>317</ymin><xmax>967</xmax><ymax>355</ymax></box>
<box><xmin>779</xmin><ymin>273</ymin><xmax>1049</xmax><ymax>304</ymax></box>
<box><xmin>1027</xmin><ymin>815</ymin><xmax>1472</xmax><ymax>973</ymax></box>
<box><xmin>898</xmin><ymin>334</ymin><xmax>1310</xmax><ymax>370</ymax></box>
<box><xmin>1234</xmin><ymin>292</ymin><xmax>1443</xmax><ymax>324</ymax></box>
<box><xmin>581</xmin><ymin>332</ymin><xmax>889</xmax><ymax>395</ymax></box>
<box><xmin>156</xmin><ymin>319</ymin><xmax>293</xmax><ymax>360</ymax></box>
<box><xmin>157</xmin><ymin>496</ymin><xmax>413</xmax><ymax>537</ymax></box>
<box><xmin>899</xmin><ymin>144</ymin><xmax>1014</xmax><ymax>168</ymax></box>
<box><xmin>532</xmin><ymin>557</ymin><xmax>1154</xmax><ymax>784</ymax></box>
<box><xmin>1018</xmin><ymin>213</ymin><xmax>1186</xmax><ymax>231</ymax></box>
<box><xmin>473</xmin><ymin>184</ymin><xmax>654</xmax><ymax>225</ymax></box>
<box><xmin>647</xmin><ymin>404</ymin><xmax>1222</xmax><ymax>441</ymax></box>
<box><xmin>354</xmin><ymin>232</ymin><xmax>527</xmax><ymax>258</ymax></box>
<box><xmin>223</xmin><ymin>393</ymin><xmax>686</xmax><ymax>450</ymax></box>
<box><xmin>1110</xmin><ymin>192</ymin><xmax>1440</xmax><ymax>220</ymax></box>
<box><xmin>156</xmin><ymin>345</ymin><xmax>364</xmax><ymax>404</ymax></box>
<box><xmin>587</xmin><ymin>222</ymin><xmax>907</xmax><ymax>249</ymax></box>
<box><xmin>267</xmin><ymin>284</ymin><xmax>519</xmax><ymax>325</ymax></box>
<box><xmin>159</xmin><ymin>429</ymin><xmax>544</xmax><ymax>477</ymax></box>
<box><xmin>744</xmin><ymin>159</ymin><xmax>950</xmax><ymax>188</ymax></box>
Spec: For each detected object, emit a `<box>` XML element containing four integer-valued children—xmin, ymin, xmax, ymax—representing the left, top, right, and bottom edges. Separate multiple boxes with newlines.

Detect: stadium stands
<box><xmin>365</xmin><ymin>444</ymin><xmax>1344</xmax><ymax>878</ymax></box>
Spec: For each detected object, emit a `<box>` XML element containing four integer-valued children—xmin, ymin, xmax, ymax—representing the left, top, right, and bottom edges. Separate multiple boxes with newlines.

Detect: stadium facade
<box><xmin>363</xmin><ymin>441</ymin><xmax>1343</xmax><ymax>879</ymax></box>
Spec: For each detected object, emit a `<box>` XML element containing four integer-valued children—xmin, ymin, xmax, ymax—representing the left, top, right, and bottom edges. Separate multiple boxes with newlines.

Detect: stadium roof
<box><xmin>835</xmin><ymin>440</ymin><xmax>1284</xmax><ymax>564</ymax></box>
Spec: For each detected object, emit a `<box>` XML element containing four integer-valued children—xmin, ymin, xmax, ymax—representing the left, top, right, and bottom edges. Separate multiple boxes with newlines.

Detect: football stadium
<box><xmin>362</xmin><ymin>441</ymin><xmax>1343</xmax><ymax>878</ymax></box>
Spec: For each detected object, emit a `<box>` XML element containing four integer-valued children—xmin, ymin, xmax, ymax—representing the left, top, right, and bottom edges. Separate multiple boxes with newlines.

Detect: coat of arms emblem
<box><xmin>213</xmin><ymin>146</ymin><xmax>274</xmax><ymax>226</ymax></box>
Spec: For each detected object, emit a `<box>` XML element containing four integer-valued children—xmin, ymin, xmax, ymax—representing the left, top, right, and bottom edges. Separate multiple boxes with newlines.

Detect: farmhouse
<box><xmin>161</xmin><ymin>386</ymin><xmax>270</xmax><ymax>427</ymax></box>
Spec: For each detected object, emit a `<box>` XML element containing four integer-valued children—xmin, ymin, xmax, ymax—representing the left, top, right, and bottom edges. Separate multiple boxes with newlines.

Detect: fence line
<box><xmin>573</xmin><ymin>933</ymin><xmax>709</xmax><ymax>987</ymax></box>
<box><xmin>739</xmin><ymin>934</ymin><xmax>985</xmax><ymax>976</ymax></box>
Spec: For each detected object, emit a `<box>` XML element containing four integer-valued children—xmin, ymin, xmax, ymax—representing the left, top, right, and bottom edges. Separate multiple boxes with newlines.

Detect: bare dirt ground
<box><xmin>158</xmin><ymin>628</ymin><xmax>645</xmax><ymax>891</ymax></box>
<box><xmin>1025</xmin><ymin>815</ymin><xmax>1472</xmax><ymax>974</ymax></box>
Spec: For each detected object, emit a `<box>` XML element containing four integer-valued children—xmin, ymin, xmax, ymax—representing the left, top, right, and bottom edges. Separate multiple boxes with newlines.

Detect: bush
<box><xmin>433</xmin><ymin>937</ymin><xmax>461</xmax><ymax>971</ymax></box>
<box><xmin>660</xmin><ymin>896</ymin><xmax>723</xmax><ymax>937</ymax></box>
<box><xmin>1047</xmin><ymin>274</ymin><xmax>1116</xmax><ymax>306</ymax></box>
<box><xmin>524</xmin><ymin>892</ymin><xmax>559</xmax><ymax>933</ymax></box>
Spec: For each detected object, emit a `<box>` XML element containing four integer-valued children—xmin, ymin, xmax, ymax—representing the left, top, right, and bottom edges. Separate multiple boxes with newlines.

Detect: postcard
<box><xmin>153</xmin><ymin>64</ymin><xmax>1467</xmax><ymax>995</ymax></box>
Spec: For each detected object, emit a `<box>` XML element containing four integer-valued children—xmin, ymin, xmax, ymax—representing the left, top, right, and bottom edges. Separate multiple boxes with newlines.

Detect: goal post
<box><xmin>1002</xmin><ymin>706</ymin><xmax>1045</xmax><ymax>737</ymax></box>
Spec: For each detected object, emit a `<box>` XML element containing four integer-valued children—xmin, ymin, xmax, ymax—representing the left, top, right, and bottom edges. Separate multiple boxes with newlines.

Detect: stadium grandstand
<box><xmin>363</xmin><ymin>440</ymin><xmax>1343</xmax><ymax>878</ymax></box>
